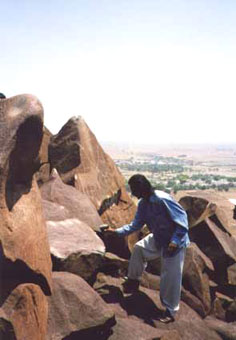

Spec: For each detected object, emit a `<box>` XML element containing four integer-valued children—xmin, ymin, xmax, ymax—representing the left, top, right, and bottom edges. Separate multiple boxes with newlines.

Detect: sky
<box><xmin>1</xmin><ymin>0</ymin><xmax>236</xmax><ymax>145</ymax></box>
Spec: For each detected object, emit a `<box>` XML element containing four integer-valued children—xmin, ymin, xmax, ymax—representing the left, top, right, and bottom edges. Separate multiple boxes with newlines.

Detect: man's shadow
<box><xmin>96</xmin><ymin>284</ymin><xmax>162</xmax><ymax>327</ymax></box>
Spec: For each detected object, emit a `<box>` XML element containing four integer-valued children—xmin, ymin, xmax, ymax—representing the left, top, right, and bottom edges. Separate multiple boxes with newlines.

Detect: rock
<box><xmin>140</xmin><ymin>271</ymin><xmax>161</xmax><ymax>291</ymax></box>
<box><xmin>47</xmin><ymin>272</ymin><xmax>115</xmax><ymax>340</ymax></box>
<box><xmin>179</xmin><ymin>195</ymin><xmax>216</xmax><ymax>228</ymax></box>
<box><xmin>47</xmin><ymin>218</ymin><xmax>105</xmax><ymax>281</ymax></box>
<box><xmin>181</xmin><ymin>287</ymin><xmax>206</xmax><ymax>318</ymax></box>
<box><xmin>227</xmin><ymin>299</ymin><xmax>236</xmax><ymax>322</ymax></box>
<box><xmin>211</xmin><ymin>292</ymin><xmax>234</xmax><ymax>321</ymax></box>
<box><xmin>0</xmin><ymin>94</ymin><xmax>52</xmax><ymax>298</ymax></box>
<box><xmin>228</xmin><ymin>263</ymin><xmax>236</xmax><ymax>285</ymax></box>
<box><xmin>179</xmin><ymin>191</ymin><xmax>236</xmax><ymax>235</ymax></box>
<box><xmin>205</xmin><ymin>316</ymin><xmax>236</xmax><ymax>340</ymax></box>
<box><xmin>93</xmin><ymin>274</ymin><xmax>221</xmax><ymax>340</ymax></box>
<box><xmin>0</xmin><ymin>309</ymin><xmax>16</xmax><ymax>340</ymax></box>
<box><xmin>183</xmin><ymin>243</ymin><xmax>213</xmax><ymax>314</ymax></box>
<box><xmin>42</xmin><ymin>199</ymin><xmax>70</xmax><ymax>221</ymax></box>
<box><xmin>41</xmin><ymin>169</ymin><xmax>103</xmax><ymax>230</ymax></box>
<box><xmin>100</xmin><ymin>252</ymin><xmax>129</xmax><ymax>277</ymax></box>
<box><xmin>109</xmin><ymin>317</ymin><xmax>182</xmax><ymax>340</ymax></box>
<box><xmin>48</xmin><ymin>116</ymin><xmax>136</xmax><ymax>227</ymax></box>
<box><xmin>36</xmin><ymin>126</ymin><xmax>52</xmax><ymax>185</ymax></box>
<box><xmin>190</xmin><ymin>217</ymin><xmax>236</xmax><ymax>285</ymax></box>
<box><xmin>99</xmin><ymin>228</ymin><xmax>131</xmax><ymax>259</ymax></box>
<box><xmin>1</xmin><ymin>284</ymin><xmax>48</xmax><ymax>340</ymax></box>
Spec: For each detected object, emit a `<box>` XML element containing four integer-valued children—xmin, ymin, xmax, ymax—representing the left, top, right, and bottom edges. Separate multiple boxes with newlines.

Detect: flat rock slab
<box><xmin>47</xmin><ymin>272</ymin><xmax>115</xmax><ymax>340</ymax></box>
<box><xmin>41</xmin><ymin>169</ymin><xmax>103</xmax><ymax>230</ymax></box>
<box><xmin>47</xmin><ymin>218</ymin><xmax>105</xmax><ymax>281</ymax></box>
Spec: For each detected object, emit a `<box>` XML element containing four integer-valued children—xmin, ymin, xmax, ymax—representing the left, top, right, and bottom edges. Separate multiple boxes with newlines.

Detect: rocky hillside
<box><xmin>0</xmin><ymin>94</ymin><xmax>235</xmax><ymax>340</ymax></box>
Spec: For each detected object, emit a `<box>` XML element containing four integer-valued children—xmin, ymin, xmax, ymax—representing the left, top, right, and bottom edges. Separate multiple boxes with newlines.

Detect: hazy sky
<box><xmin>1</xmin><ymin>0</ymin><xmax>236</xmax><ymax>145</ymax></box>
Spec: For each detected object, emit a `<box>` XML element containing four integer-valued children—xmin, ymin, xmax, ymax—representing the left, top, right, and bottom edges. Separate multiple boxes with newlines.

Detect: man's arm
<box><xmin>106</xmin><ymin>200</ymin><xmax>146</xmax><ymax>237</ymax></box>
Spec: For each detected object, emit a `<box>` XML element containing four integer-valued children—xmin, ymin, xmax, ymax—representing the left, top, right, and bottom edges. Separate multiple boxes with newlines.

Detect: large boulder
<box><xmin>41</xmin><ymin>168</ymin><xmax>103</xmax><ymax>230</ymax></box>
<box><xmin>47</xmin><ymin>218</ymin><xmax>105</xmax><ymax>281</ymax></box>
<box><xmin>48</xmin><ymin>116</ymin><xmax>136</xmax><ymax>227</ymax></box>
<box><xmin>47</xmin><ymin>272</ymin><xmax>115</xmax><ymax>340</ymax></box>
<box><xmin>0</xmin><ymin>94</ymin><xmax>52</xmax><ymax>299</ymax></box>
<box><xmin>179</xmin><ymin>190</ymin><xmax>236</xmax><ymax>235</ymax></box>
<box><xmin>190</xmin><ymin>217</ymin><xmax>236</xmax><ymax>285</ymax></box>
<box><xmin>1</xmin><ymin>283</ymin><xmax>48</xmax><ymax>340</ymax></box>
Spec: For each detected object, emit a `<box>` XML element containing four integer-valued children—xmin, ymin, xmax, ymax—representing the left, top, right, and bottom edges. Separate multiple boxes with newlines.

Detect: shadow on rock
<box><xmin>62</xmin><ymin>317</ymin><xmax>116</xmax><ymax>340</ymax></box>
<box><xmin>97</xmin><ymin>284</ymin><xmax>162</xmax><ymax>328</ymax></box>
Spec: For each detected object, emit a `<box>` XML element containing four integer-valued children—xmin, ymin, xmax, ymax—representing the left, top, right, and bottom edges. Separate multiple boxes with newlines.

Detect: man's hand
<box><xmin>167</xmin><ymin>242</ymin><xmax>178</xmax><ymax>255</ymax></box>
<box><xmin>99</xmin><ymin>224</ymin><xmax>116</xmax><ymax>233</ymax></box>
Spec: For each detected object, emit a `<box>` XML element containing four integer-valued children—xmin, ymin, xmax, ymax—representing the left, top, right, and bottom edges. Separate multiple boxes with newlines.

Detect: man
<box><xmin>105</xmin><ymin>174</ymin><xmax>189</xmax><ymax>323</ymax></box>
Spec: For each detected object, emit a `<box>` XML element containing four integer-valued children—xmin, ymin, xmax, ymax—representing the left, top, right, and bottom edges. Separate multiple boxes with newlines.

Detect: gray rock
<box><xmin>47</xmin><ymin>272</ymin><xmax>115</xmax><ymax>340</ymax></box>
<box><xmin>47</xmin><ymin>218</ymin><xmax>105</xmax><ymax>281</ymax></box>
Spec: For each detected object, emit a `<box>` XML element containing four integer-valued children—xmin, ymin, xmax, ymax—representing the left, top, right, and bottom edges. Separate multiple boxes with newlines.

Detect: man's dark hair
<box><xmin>0</xmin><ymin>93</ymin><xmax>6</xmax><ymax>99</ymax></box>
<box><xmin>128</xmin><ymin>174</ymin><xmax>153</xmax><ymax>196</ymax></box>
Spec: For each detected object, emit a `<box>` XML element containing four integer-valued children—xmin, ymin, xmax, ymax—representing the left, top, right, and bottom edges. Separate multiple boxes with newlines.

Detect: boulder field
<box><xmin>0</xmin><ymin>94</ymin><xmax>235</xmax><ymax>340</ymax></box>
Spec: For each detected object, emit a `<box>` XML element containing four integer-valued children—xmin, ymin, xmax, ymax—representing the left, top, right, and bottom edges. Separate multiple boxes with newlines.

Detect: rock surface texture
<box><xmin>40</xmin><ymin>168</ymin><xmax>103</xmax><ymax>230</ymax></box>
<box><xmin>0</xmin><ymin>94</ymin><xmax>52</xmax><ymax>339</ymax></box>
<box><xmin>47</xmin><ymin>218</ymin><xmax>105</xmax><ymax>281</ymax></box>
<box><xmin>1</xmin><ymin>99</ymin><xmax>236</xmax><ymax>339</ymax></box>
<box><xmin>48</xmin><ymin>116</ymin><xmax>136</xmax><ymax>227</ymax></box>
<box><xmin>47</xmin><ymin>272</ymin><xmax>115</xmax><ymax>340</ymax></box>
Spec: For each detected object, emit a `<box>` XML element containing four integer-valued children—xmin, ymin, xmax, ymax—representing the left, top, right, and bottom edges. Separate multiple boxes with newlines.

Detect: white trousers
<box><xmin>128</xmin><ymin>233</ymin><xmax>185</xmax><ymax>317</ymax></box>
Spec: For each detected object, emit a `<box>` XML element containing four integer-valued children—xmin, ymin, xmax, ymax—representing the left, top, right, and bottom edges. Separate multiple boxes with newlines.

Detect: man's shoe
<box><xmin>158</xmin><ymin>309</ymin><xmax>175</xmax><ymax>323</ymax></box>
<box><xmin>122</xmin><ymin>277</ymin><xmax>139</xmax><ymax>294</ymax></box>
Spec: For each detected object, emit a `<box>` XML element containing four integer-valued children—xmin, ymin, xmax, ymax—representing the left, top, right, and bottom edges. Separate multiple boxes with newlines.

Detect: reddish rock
<box><xmin>183</xmin><ymin>243</ymin><xmax>213</xmax><ymax>314</ymax></box>
<box><xmin>93</xmin><ymin>274</ymin><xmax>221</xmax><ymax>340</ymax></box>
<box><xmin>109</xmin><ymin>317</ymin><xmax>182</xmax><ymax>340</ymax></box>
<box><xmin>179</xmin><ymin>195</ymin><xmax>216</xmax><ymax>228</ymax></box>
<box><xmin>42</xmin><ymin>199</ymin><xmax>70</xmax><ymax>221</ymax></box>
<box><xmin>180</xmin><ymin>287</ymin><xmax>205</xmax><ymax>318</ymax></box>
<box><xmin>2</xmin><ymin>284</ymin><xmax>48</xmax><ymax>340</ymax></box>
<box><xmin>101</xmin><ymin>252</ymin><xmax>129</xmax><ymax>277</ymax></box>
<box><xmin>211</xmin><ymin>292</ymin><xmax>234</xmax><ymax>321</ymax></box>
<box><xmin>47</xmin><ymin>218</ymin><xmax>105</xmax><ymax>281</ymax></box>
<box><xmin>47</xmin><ymin>272</ymin><xmax>115</xmax><ymax>340</ymax></box>
<box><xmin>48</xmin><ymin>116</ymin><xmax>136</xmax><ymax>227</ymax></box>
<box><xmin>41</xmin><ymin>169</ymin><xmax>103</xmax><ymax>230</ymax></box>
<box><xmin>140</xmin><ymin>271</ymin><xmax>161</xmax><ymax>291</ymax></box>
<box><xmin>0</xmin><ymin>309</ymin><xmax>16</xmax><ymax>340</ymax></box>
<box><xmin>227</xmin><ymin>300</ymin><xmax>236</xmax><ymax>322</ymax></box>
<box><xmin>228</xmin><ymin>263</ymin><xmax>236</xmax><ymax>285</ymax></box>
<box><xmin>179</xmin><ymin>191</ymin><xmax>236</xmax><ymax>235</ymax></box>
<box><xmin>190</xmin><ymin>217</ymin><xmax>236</xmax><ymax>285</ymax></box>
<box><xmin>36</xmin><ymin>126</ymin><xmax>52</xmax><ymax>185</ymax></box>
<box><xmin>0</xmin><ymin>94</ymin><xmax>52</xmax><ymax>297</ymax></box>
<box><xmin>205</xmin><ymin>316</ymin><xmax>236</xmax><ymax>340</ymax></box>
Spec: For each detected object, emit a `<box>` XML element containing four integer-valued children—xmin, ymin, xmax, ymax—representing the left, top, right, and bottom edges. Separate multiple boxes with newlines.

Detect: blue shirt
<box><xmin>116</xmin><ymin>190</ymin><xmax>189</xmax><ymax>250</ymax></box>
